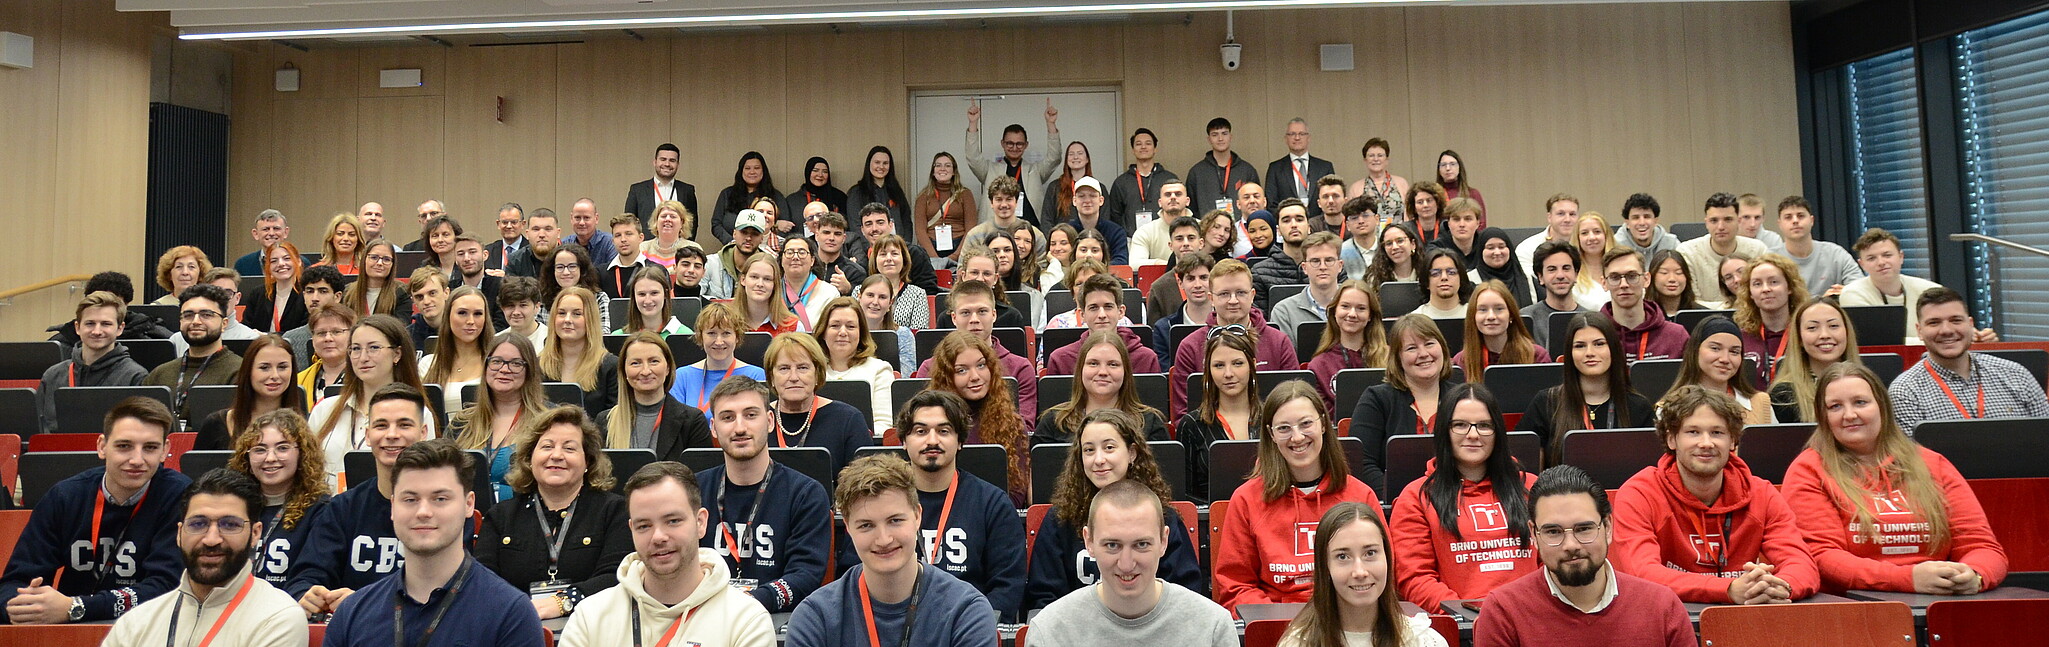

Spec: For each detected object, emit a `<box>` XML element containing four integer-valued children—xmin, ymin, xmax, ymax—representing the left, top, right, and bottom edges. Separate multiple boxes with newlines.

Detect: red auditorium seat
<box><xmin>1927</xmin><ymin>598</ymin><xmax>2049</xmax><ymax>646</ymax></box>
<box><xmin>0</xmin><ymin>433</ymin><xmax>19</xmax><ymax>499</ymax></box>
<box><xmin>1024</xmin><ymin>504</ymin><xmax>1051</xmax><ymax>569</ymax></box>
<box><xmin>1698</xmin><ymin>601</ymin><xmax>1914</xmax><ymax>647</ymax></box>
<box><xmin>0</xmin><ymin>622</ymin><xmax>110</xmax><ymax>646</ymax></box>
<box><xmin>165</xmin><ymin>431</ymin><xmax>194</xmax><ymax>472</ymax></box>
<box><xmin>0</xmin><ymin>509</ymin><xmax>31</xmax><ymax>567</ymax></box>
<box><xmin>1243</xmin><ymin>618</ymin><xmax>1290</xmax><ymax>647</ymax></box>
<box><xmin>1135</xmin><ymin>264</ymin><xmax>1168</xmax><ymax>295</ymax></box>
<box><xmin>935</xmin><ymin>268</ymin><xmax>954</xmax><ymax>289</ymax></box>
<box><xmin>26</xmin><ymin>433</ymin><xmax>98</xmax><ymax>453</ymax></box>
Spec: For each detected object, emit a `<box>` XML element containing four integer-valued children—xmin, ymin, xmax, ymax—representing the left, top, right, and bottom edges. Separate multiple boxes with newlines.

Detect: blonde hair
<box><xmin>1769</xmin><ymin>299</ymin><xmax>1863</xmax><ymax>422</ymax></box>
<box><xmin>155</xmin><ymin>246</ymin><xmax>212</xmax><ymax>293</ymax></box>
<box><xmin>1459</xmin><ymin>281</ymin><xmax>1538</xmax><ymax>382</ymax></box>
<box><xmin>1383</xmin><ymin>314</ymin><xmax>1449</xmax><ymax>393</ymax></box>
<box><xmin>540</xmin><ymin>287</ymin><xmax>606</xmax><ymax>390</ymax></box>
<box><xmin>453</xmin><ymin>333</ymin><xmax>547</xmax><ymax>451</ymax></box>
<box><xmin>1808</xmin><ymin>363</ymin><xmax>1952</xmax><ymax>550</ymax></box>
<box><xmin>736</xmin><ymin>253</ymin><xmax>794</xmax><ymax>329</ymax></box>
<box><xmin>1573</xmin><ymin>211</ymin><xmax>1613</xmax><ymax>291</ymax></box>
<box><xmin>605</xmin><ymin>332</ymin><xmax>674</xmax><ymax>448</ymax></box>
<box><xmin>322</xmin><ymin>213</ymin><xmax>365</xmax><ymax>268</ymax></box>
<box><xmin>505</xmin><ymin>405</ymin><xmax>618</xmax><ymax>493</ymax></box>
<box><xmin>1733</xmin><ymin>254</ymin><xmax>1811</xmax><ymax>333</ymax></box>
<box><xmin>1311</xmin><ymin>280</ymin><xmax>1389</xmax><ymax>366</ymax></box>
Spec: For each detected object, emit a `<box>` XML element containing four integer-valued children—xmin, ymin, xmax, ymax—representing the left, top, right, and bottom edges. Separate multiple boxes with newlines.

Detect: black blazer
<box><xmin>241</xmin><ymin>287</ymin><xmax>307</xmax><ymax>333</ymax></box>
<box><xmin>710</xmin><ymin>186</ymin><xmax>788</xmax><ymax>245</ymax></box>
<box><xmin>1264</xmin><ymin>154</ymin><xmax>1338</xmax><ymax>218</ymax></box>
<box><xmin>548</xmin><ymin>354</ymin><xmax>620</xmax><ymax>419</ymax></box>
<box><xmin>594</xmin><ymin>395</ymin><xmax>717</xmax><ymax>462</ymax></box>
<box><xmin>449</xmin><ymin>273</ymin><xmax>507</xmax><ymax>330</ymax></box>
<box><xmin>484</xmin><ymin>239</ymin><xmax>524</xmax><ymax>271</ymax></box>
<box><xmin>476</xmin><ymin>486</ymin><xmax>634</xmax><ymax>599</ymax></box>
<box><xmin>598</xmin><ymin>260</ymin><xmax>656</xmax><ymax>302</ymax></box>
<box><xmin>624</xmin><ymin>179</ymin><xmax>699</xmax><ymax>231</ymax></box>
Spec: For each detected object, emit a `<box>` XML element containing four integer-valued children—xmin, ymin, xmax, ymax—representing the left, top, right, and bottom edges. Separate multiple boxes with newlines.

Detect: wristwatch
<box><xmin>67</xmin><ymin>596</ymin><xmax>85</xmax><ymax>622</ymax></box>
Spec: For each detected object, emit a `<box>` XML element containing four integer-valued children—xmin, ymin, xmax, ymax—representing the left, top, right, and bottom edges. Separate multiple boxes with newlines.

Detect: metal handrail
<box><xmin>0</xmin><ymin>273</ymin><xmax>92</xmax><ymax>304</ymax></box>
<box><xmin>1951</xmin><ymin>233</ymin><xmax>2049</xmax><ymax>259</ymax></box>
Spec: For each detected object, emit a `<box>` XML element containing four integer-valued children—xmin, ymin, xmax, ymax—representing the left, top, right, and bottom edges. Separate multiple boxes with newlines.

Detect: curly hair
<box><xmin>228</xmin><ymin>409</ymin><xmax>330</xmax><ymax>532</ymax></box>
<box><xmin>504</xmin><ymin>405</ymin><xmax>618</xmax><ymax>494</ymax></box>
<box><xmin>928</xmin><ymin>331</ymin><xmax>1030</xmax><ymax>500</ymax></box>
<box><xmin>1049</xmin><ymin>408</ymin><xmax>1172</xmax><ymax>531</ymax></box>
<box><xmin>155</xmin><ymin>246</ymin><xmax>212</xmax><ymax>293</ymax></box>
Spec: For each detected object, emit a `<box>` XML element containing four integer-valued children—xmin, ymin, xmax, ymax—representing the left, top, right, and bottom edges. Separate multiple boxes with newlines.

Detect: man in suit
<box><xmin>483</xmin><ymin>202</ymin><xmax>525</xmax><ymax>271</ymax></box>
<box><xmin>623</xmin><ymin>143</ymin><xmax>698</xmax><ymax>232</ymax></box>
<box><xmin>1264</xmin><ymin>118</ymin><xmax>1337</xmax><ymax>220</ymax></box>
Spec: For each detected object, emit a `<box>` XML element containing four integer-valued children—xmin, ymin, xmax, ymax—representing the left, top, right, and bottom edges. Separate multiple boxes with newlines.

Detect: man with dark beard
<box><xmin>102</xmin><ymin>469</ymin><xmax>307</xmax><ymax>646</ymax></box>
<box><xmin>143</xmin><ymin>284</ymin><xmax>245</xmax><ymax>420</ymax></box>
<box><xmin>1473</xmin><ymin>465</ymin><xmax>1695</xmax><ymax>647</ymax></box>
<box><xmin>896</xmin><ymin>390</ymin><xmax>1025</xmax><ymax>621</ymax></box>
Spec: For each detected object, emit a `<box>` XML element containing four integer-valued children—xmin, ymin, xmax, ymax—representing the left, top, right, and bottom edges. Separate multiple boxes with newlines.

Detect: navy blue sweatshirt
<box><xmin>0</xmin><ymin>467</ymin><xmax>190</xmax><ymax>623</ymax></box>
<box><xmin>918</xmin><ymin>470</ymin><xmax>1026</xmax><ymax>621</ymax></box>
<box><xmin>286</xmin><ymin>478</ymin><xmax>402</xmax><ymax>598</ymax></box>
<box><xmin>253</xmin><ymin>496</ymin><xmax>330</xmax><ymax>588</ymax></box>
<box><xmin>785</xmin><ymin>563</ymin><xmax>998</xmax><ymax>647</ymax></box>
<box><xmin>774</xmin><ymin>399</ymin><xmax>874</xmax><ymax>476</ymax></box>
<box><xmin>322</xmin><ymin>556</ymin><xmax>545</xmax><ymax>647</ymax></box>
<box><xmin>1023</xmin><ymin>504</ymin><xmax>1205</xmax><ymax>611</ymax></box>
<box><xmin>696</xmin><ymin>462</ymin><xmax>833</xmax><ymax>613</ymax></box>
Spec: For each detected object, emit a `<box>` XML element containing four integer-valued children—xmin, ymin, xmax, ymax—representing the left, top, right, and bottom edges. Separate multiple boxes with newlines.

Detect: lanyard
<box><xmin>924</xmin><ymin>472</ymin><xmax>960</xmax><ymax>565</ymax></box>
<box><xmin>715</xmin><ymin>464</ymin><xmax>773</xmax><ymax>571</ymax></box>
<box><xmin>653</xmin><ymin>180</ymin><xmax>671</xmax><ymax>205</ymax></box>
<box><xmin>1925</xmin><ymin>359</ymin><xmax>1986</xmax><ymax>419</ymax></box>
<box><xmin>60</xmin><ymin>487</ymin><xmax>148</xmax><ymax>589</ymax></box>
<box><xmin>165</xmin><ymin>574</ymin><xmax>254</xmax><ymax>647</ymax></box>
<box><xmin>1761</xmin><ymin>326</ymin><xmax>1789</xmax><ymax>382</ymax></box>
<box><xmin>174</xmin><ymin>353</ymin><xmax>220</xmax><ymax>412</ymax></box>
<box><xmin>614</xmin><ymin>266</ymin><xmax>630</xmax><ymax>296</ymax></box>
<box><xmin>1412</xmin><ymin>402</ymin><xmax>1435</xmax><ymax>436</ymax></box>
<box><xmin>69</xmin><ymin>362</ymin><xmax>76</xmax><ymax>388</ymax></box>
<box><xmin>786</xmin><ymin>275</ymin><xmax>818</xmax><ymax>328</ymax></box>
<box><xmin>775</xmin><ymin>397</ymin><xmax>821</xmax><ymax>448</ymax></box>
<box><xmin>1219</xmin><ymin>162</ymin><xmax>1233</xmax><ymax>196</ymax></box>
<box><xmin>393</xmin><ymin>557</ymin><xmax>474</xmax><ymax>647</ymax></box>
<box><xmin>1291</xmin><ymin>158</ymin><xmax>1308</xmax><ymax>195</ymax></box>
<box><xmin>696</xmin><ymin>365</ymin><xmax>733</xmax><ymax>411</ymax></box>
<box><xmin>1680</xmin><ymin>513</ymin><xmax>1734</xmax><ymax>574</ymax></box>
<box><xmin>858</xmin><ymin>570</ymin><xmax>925</xmax><ymax>647</ymax></box>
<box><xmin>532</xmin><ymin>496</ymin><xmax>579</xmax><ymax>580</ymax></box>
<box><xmin>1217</xmin><ymin>414</ymin><xmax>1239</xmax><ymax>441</ymax></box>
<box><xmin>486</xmin><ymin>410</ymin><xmax>523</xmax><ymax>457</ymax></box>
<box><xmin>272</xmin><ymin>297</ymin><xmax>285</xmax><ymax>332</ymax></box>
<box><xmin>1135</xmin><ymin>168</ymin><xmax>1147</xmax><ymax>203</ymax></box>
<box><xmin>1637</xmin><ymin>330</ymin><xmax>1649</xmax><ymax>361</ymax></box>
<box><xmin>1580</xmin><ymin>404</ymin><xmax>1596</xmax><ymax>431</ymax></box>
<box><xmin>631</xmin><ymin>605</ymin><xmax>699</xmax><ymax>647</ymax></box>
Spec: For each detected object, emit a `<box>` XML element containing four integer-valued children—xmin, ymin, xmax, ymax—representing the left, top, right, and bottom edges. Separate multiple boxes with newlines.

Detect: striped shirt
<box><xmin>1888</xmin><ymin>351</ymin><xmax>2049</xmax><ymax>434</ymax></box>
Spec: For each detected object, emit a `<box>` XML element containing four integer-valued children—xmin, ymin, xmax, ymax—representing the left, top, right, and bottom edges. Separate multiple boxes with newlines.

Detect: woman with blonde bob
<box><xmin>640</xmin><ymin>200</ymin><xmax>702</xmax><ymax>267</ymax></box>
<box><xmin>540</xmin><ymin>286</ymin><xmax>619</xmax><ymax>417</ymax></box>
<box><xmin>1280</xmin><ymin>501</ymin><xmax>1447</xmax><ymax>647</ymax></box>
<box><xmin>864</xmin><ymin>233</ymin><xmax>931</xmax><ymax>330</ymax></box>
<box><xmin>478</xmin><ymin>405</ymin><xmax>634</xmax><ymax>620</ymax></box>
<box><xmin>1451</xmin><ymin>280</ymin><xmax>1549</xmax><ymax>383</ymax></box>
<box><xmin>1767</xmin><ymin>298</ymin><xmax>1864</xmax><ymax>422</ymax></box>
<box><xmin>814</xmin><ymin>297</ymin><xmax>896</xmax><ymax>435</ymax></box>
<box><xmin>1214</xmin><ymin>381</ymin><xmax>1382</xmax><ymax>613</ymax></box>
<box><xmin>596</xmin><ymin>331</ymin><xmax>714</xmax><ymax>461</ymax></box>
<box><xmin>227</xmin><ymin>409</ymin><xmax>331</xmax><ymax>586</ymax></box>
<box><xmin>451</xmin><ymin>332</ymin><xmax>551</xmax><ymax>502</ymax></box>
<box><xmin>153</xmin><ymin>246</ymin><xmax>212</xmax><ymax>305</ymax></box>
<box><xmin>1781</xmin><ymin>363</ymin><xmax>2007</xmax><ymax>594</ymax></box>
<box><xmin>319</xmin><ymin>212</ymin><xmax>365</xmax><ymax>275</ymax></box>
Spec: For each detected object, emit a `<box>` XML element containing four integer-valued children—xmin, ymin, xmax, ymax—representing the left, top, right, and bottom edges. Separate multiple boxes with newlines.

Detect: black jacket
<box><xmin>1173</xmin><ymin>410</ymin><xmax>1259</xmax><ymax>505</ymax></box>
<box><xmin>710</xmin><ymin>186</ymin><xmax>788</xmax><ymax>245</ymax></box>
<box><xmin>475</xmin><ymin>486</ymin><xmax>634</xmax><ymax>599</ymax></box>
<box><xmin>593</xmin><ymin>396</ymin><xmax>716</xmax><ymax>462</ymax></box>
<box><xmin>1263</xmin><ymin>154</ymin><xmax>1337</xmax><ymax>218</ymax></box>
<box><xmin>1105</xmin><ymin>163</ymin><xmax>1180</xmax><ymax>232</ymax></box>
<box><xmin>845</xmin><ymin>181</ymin><xmax>913</xmax><ymax>241</ymax></box>
<box><xmin>1031</xmin><ymin>407</ymin><xmax>1169</xmax><ymax>447</ymax></box>
<box><xmin>623</xmin><ymin>178</ymin><xmax>699</xmax><ymax>231</ymax></box>
<box><xmin>1250</xmin><ymin>250</ymin><xmax>1309</xmax><ymax>311</ymax></box>
<box><xmin>545</xmin><ymin>353</ymin><xmax>620</xmax><ymax>420</ymax></box>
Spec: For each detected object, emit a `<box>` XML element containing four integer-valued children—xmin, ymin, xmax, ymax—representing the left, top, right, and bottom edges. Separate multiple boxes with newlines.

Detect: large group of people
<box><xmin>1</xmin><ymin>115</ymin><xmax>2037</xmax><ymax>647</ymax></box>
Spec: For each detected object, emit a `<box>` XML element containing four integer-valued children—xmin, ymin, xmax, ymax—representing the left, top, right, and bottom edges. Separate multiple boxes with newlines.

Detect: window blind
<box><xmin>1957</xmin><ymin>10</ymin><xmax>2049</xmax><ymax>339</ymax></box>
<box><xmin>1846</xmin><ymin>48</ymin><xmax>1932</xmax><ymax>281</ymax></box>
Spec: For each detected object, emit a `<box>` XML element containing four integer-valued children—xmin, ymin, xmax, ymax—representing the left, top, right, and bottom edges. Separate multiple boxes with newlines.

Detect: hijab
<box><xmin>1244</xmin><ymin>209</ymin><xmax>1278</xmax><ymax>258</ymax></box>
<box><xmin>1471</xmin><ymin>227</ymin><xmax>1534</xmax><ymax>307</ymax></box>
<box><xmin>789</xmin><ymin>156</ymin><xmax>847</xmax><ymax>213</ymax></box>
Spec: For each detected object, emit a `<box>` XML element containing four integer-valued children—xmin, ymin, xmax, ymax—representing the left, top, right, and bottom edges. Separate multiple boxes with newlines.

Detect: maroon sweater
<box><xmin>1472</xmin><ymin>566</ymin><xmax>1696</xmax><ymax>647</ymax></box>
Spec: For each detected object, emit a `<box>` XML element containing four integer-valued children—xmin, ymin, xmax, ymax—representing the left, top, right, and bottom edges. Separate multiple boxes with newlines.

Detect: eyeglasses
<box><xmin>1449</xmin><ymin>421</ymin><xmax>1495</xmax><ymax>436</ymax></box>
<box><xmin>487</xmin><ymin>357</ymin><xmax>530</xmax><ymax>371</ymax></box>
<box><xmin>1304</xmin><ymin>257</ymin><xmax>1342</xmax><ymax>267</ymax></box>
<box><xmin>785</xmin><ymin>248</ymin><xmax>812</xmax><ymax>257</ymax></box>
<box><xmin>1213</xmin><ymin>289</ymin><xmax>1253</xmax><ymax>303</ymax></box>
<box><xmin>179</xmin><ymin>516</ymin><xmax>250</xmax><ymax>536</ymax></box>
<box><xmin>1269</xmin><ymin>422</ymin><xmax>1320</xmax><ymax>438</ymax></box>
<box><xmin>1603</xmin><ymin>272</ymin><xmax>1646</xmax><ymax>286</ymax></box>
<box><xmin>366</xmin><ymin>255</ymin><xmax>394</xmax><ymax>264</ymax></box>
<box><xmin>554</xmin><ymin>264</ymin><xmax>580</xmax><ymax>272</ymax></box>
<box><xmin>248</xmin><ymin>443</ymin><xmax>297</xmax><ymax>458</ymax></box>
<box><xmin>179</xmin><ymin>310</ymin><xmax>224</xmax><ymax>322</ymax></box>
<box><xmin>1536</xmin><ymin>522</ymin><xmax>1604</xmax><ymax>547</ymax></box>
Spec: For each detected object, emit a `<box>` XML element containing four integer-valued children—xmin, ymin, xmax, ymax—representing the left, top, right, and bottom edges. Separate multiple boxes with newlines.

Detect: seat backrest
<box><xmin>0</xmin><ymin>341</ymin><xmax>64</xmax><ymax>382</ymax></box>
<box><xmin>1862</xmin><ymin>352</ymin><xmax>1906</xmax><ymax>385</ymax></box>
<box><xmin>185</xmin><ymin>385</ymin><xmax>239</xmax><ymax>427</ymax></box>
<box><xmin>118</xmin><ymin>339</ymin><xmax>178</xmax><ymax>373</ymax></box>
<box><xmin>1981</xmin><ymin>348</ymin><xmax>2049</xmax><ymax>388</ymax></box>
<box><xmin>0</xmin><ymin>509</ymin><xmax>31</xmax><ymax>568</ymax></box>
<box><xmin>735</xmin><ymin>331</ymin><xmax>773</xmax><ymax>367</ymax></box>
<box><xmin>1628</xmin><ymin>359</ymin><xmax>1685</xmax><ymax>400</ymax></box>
<box><xmin>1672</xmin><ymin>308</ymin><xmax>1735</xmax><ymax>333</ymax></box>
<box><xmin>1546</xmin><ymin>310</ymin><xmax>1577</xmax><ymax>358</ymax></box>
<box><xmin>0</xmin><ymin>623</ymin><xmax>114</xmax><ymax>647</ymax></box>
<box><xmin>1293</xmin><ymin>321</ymin><xmax>1324</xmax><ymax>363</ymax></box>
<box><xmin>1330</xmin><ymin>369</ymin><xmax>1386</xmax><ymax>412</ymax></box>
<box><xmin>1030</xmin><ymin>443</ymin><xmax>1068</xmax><ymax>505</ymax></box>
<box><xmin>1024</xmin><ymin>503</ymin><xmax>1051</xmax><ymax>566</ymax></box>
<box><xmin>179</xmin><ymin>450</ymin><xmax>233</xmax><ymax>479</ymax></box>
<box><xmin>0</xmin><ymin>390</ymin><xmax>36</xmax><ymax>441</ymax></box>
<box><xmin>20</xmin><ymin>451</ymin><xmax>103</xmax><ymax>507</ymax></box>
<box><xmin>1555</xmin><ymin>428</ymin><xmax>1663</xmax><ymax>489</ymax></box>
<box><xmin>53</xmin><ymin>385</ymin><xmax>174</xmax><ymax>435</ymax></box>
<box><xmin>602</xmin><ymin>449</ymin><xmax>658</xmax><ymax>492</ymax></box>
<box><xmin>1697</xmin><ymin>601</ymin><xmax>1914</xmax><ymax>647</ymax></box>
<box><xmin>1841</xmin><ymin>305</ymin><xmax>1907</xmax><ymax>346</ymax></box>
<box><xmin>1378</xmin><ymin>282</ymin><xmax>1425</xmax><ymax>315</ymax></box>
<box><xmin>1243</xmin><ymin>619</ymin><xmax>1291</xmax><ymax>647</ymax></box>
<box><xmin>1927</xmin><ymin>598</ymin><xmax>2049</xmax><ymax>646</ymax></box>
<box><xmin>1135</xmin><ymin>264</ymin><xmax>1169</xmax><ymax>294</ymax></box>
<box><xmin>166</xmin><ymin>431</ymin><xmax>195</xmax><ymax>472</ymax></box>
<box><xmin>1734</xmin><ymin>422</ymin><xmax>1817</xmax><ymax>483</ymax></box>
<box><xmin>1482</xmin><ymin>364</ymin><xmax>1563</xmax><ymax>415</ymax></box>
<box><xmin>0</xmin><ymin>433</ymin><xmax>18</xmax><ymax>500</ymax></box>
<box><xmin>1914</xmin><ymin>417</ymin><xmax>2049</xmax><ymax>479</ymax></box>
<box><xmin>1964</xmin><ymin>477</ymin><xmax>2049</xmax><ymax>571</ymax></box>
<box><xmin>817</xmin><ymin>380</ymin><xmax>873</xmax><ymax>426</ymax></box>
<box><xmin>26</xmin><ymin>433</ymin><xmax>100</xmax><ymax>453</ymax></box>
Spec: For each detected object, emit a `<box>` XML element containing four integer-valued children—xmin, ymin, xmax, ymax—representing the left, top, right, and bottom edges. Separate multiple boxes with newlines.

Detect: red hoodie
<box><xmin>1600</xmin><ymin>299</ymin><xmax>1688</xmax><ymax>361</ymax></box>
<box><xmin>1781</xmin><ymin>446</ymin><xmax>2008</xmax><ymax>593</ymax></box>
<box><xmin>1390</xmin><ymin>463</ymin><xmax>1540</xmax><ymax>612</ymax></box>
<box><xmin>1611</xmin><ymin>454</ymin><xmax>1821</xmax><ymax>603</ymax></box>
<box><xmin>1212</xmin><ymin>473</ymin><xmax>1380</xmax><ymax>613</ymax></box>
<box><xmin>1041</xmin><ymin>326</ymin><xmax>1161</xmax><ymax>376</ymax></box>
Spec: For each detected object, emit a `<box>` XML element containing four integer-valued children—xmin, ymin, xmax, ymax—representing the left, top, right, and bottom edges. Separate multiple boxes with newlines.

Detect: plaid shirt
<box><xmin>1889</xmin><ymin>351</ymin><xmax>2049</xmax><ymax>434</ymax></box>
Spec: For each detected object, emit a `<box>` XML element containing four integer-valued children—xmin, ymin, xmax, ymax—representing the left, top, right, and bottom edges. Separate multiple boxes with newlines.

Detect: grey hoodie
<box><xmin>1614</xmin><ymin>224</ymin><xmax>1681</xmax><ymax>257</ymax></box>
<box><xmin>38</xmin><ymin>342</ymin><xmax>149</xmax><ymax>434</ymax></box>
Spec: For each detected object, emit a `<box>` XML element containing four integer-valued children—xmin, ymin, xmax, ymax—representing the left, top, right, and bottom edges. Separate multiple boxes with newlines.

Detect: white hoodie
<box><xmin>560</xmin><ymin>547</ymin><xmax>776</xmax><ymax>647</ymax></box>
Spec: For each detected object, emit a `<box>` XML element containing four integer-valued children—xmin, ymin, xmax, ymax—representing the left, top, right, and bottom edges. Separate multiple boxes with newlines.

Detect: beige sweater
<box><xmin>560</xmin><ymin>548</ymin><xmax>775</xmax><ymax>647</ymax></box>
<box><xmin>102</xmin><ymin>563</ymin><xmax>308</xmax><ymax>647</ymax></box>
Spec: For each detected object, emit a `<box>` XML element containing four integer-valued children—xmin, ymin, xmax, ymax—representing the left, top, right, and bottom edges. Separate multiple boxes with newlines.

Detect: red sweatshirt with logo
<box><xmin>1211</xmin><ymin>473</ymin><xmax>1380</xmax><ymax>614</ymax></box>
<box><xmin>1390</xmin><ymin>464</ymin><xmax>1540</xmax><ymax>612</ymax></box>
<box><xmin>1610</xmin><ymin>454</ymin><xmax>1820</xmax><ymax>602</ymax></box>
<box><xmin>1780</xmin><ymin>446</ymin><xmax>2008</xmax><ymax>593</ymax></box>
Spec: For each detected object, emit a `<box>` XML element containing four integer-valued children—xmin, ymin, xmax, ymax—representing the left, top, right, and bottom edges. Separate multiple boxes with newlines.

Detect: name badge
<box><xmin>935</xmin><ymin>225</ymin><xmax>955</xmax><ymax>252</ymax></box>
<box><xmin>1214</xmin><ymin>198</ymin><xmax>1232</xmax><ymax>211</ymax></box>
<box><xmin>529</xmin><ymin>579</ymin><xmax>572</xmax><ymax>600</ymax></box>
<box><xmin>1136</xmin><ymin>211</ymin><xmax>1156</xmax><ymax>227</ymax></box>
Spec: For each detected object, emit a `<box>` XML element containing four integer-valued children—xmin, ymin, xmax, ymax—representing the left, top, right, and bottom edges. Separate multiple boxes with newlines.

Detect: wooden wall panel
<box><xmin>780</xmin><ymin>30</ymin><xmax>907</xmax><ymax>213</ymax></box>
<box><xmin>443</xmin><ymin>44</ymin><xmax>553</xmax><ymax>223</ymax></box>
<box><xmin>0</xmin><ymin>0</ymin><xmax>157</xmax><ymax>341</ymax></box>
<box><xmin>1682</xmin><ymin>2</ymin><xmax>1805</xmax><ymax>210</ymax></box>
<box><xmin>555</xmin><ymin>39</ymin><xmax>672</xmax><ymax>218</ymax></box>
<box><xmin>671</xmin><ymin>35</ymin><xmax>791</xmax><ymax>240</ymax></box>
<box><xmin>356</xmin><ymin>96</ymin><xmax>446</xmax><ymax>231</ymax></box>
<box><xmin>270</xmin><ymin>98</ymin><xmax>359</xmax><ymax>240</ymax></box>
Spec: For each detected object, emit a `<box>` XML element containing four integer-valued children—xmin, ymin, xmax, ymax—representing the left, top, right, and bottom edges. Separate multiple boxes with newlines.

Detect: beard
<box><xmin>184</xmin><ymin>326</ymin><xmax>223</xmax><ymax>347</ymax></box>
<box><xmin>1549</xmin><ymin>550</ymin><xmax>1604</xmax><ymax>588</ymax></box>
<box><xmin>182</xmin><ymin>542</ymin><xmax>253</xmax><ymax>587</ymax></box>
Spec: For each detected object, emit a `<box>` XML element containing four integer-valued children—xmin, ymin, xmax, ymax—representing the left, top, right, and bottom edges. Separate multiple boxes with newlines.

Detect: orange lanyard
<box><xmin>1926</xmin><ymin>359</ymin><xmax>1986</xmax><ymax>419</ymax></box>
<box><xmin>1761</xmin><ymin>326</ymin><xmax>1789</xmax><ymax>382</ymax></box>
<box><xmin>1580</xmin><ymin>405</ymin><xmax>1595</xmax><ymax>431</ymax></box>
<box><xmin>1290</xmin><ymin>158</ymin><xmax>1307</xmax><ymax>194</ymax></box>
<box><xmin>655</xmin><ymin>607</ymin><xmax>697</xmax><ymax>647</ymax></box>
<box><xmin>68</xmin><ymin>363</ymin><xmax>76</xmax><ymax>388</ymax></box>
<box><xmin>1637</xmin><ymin>331</ymin><xmax>1649</xmax><ymax>362</ymax></box>
<box><xmin>1217</xmin><ymin>414</ymin><xmax>1239</xmax><ymax>440</ymax></box>
<box><xmin>170</xmin><ymin>574</ymin><xmax>254</xmax><ymax>647</ymax></box>
<box><xmin>858</xmin><ymin>572</ymin><xmax>923</xmax><ymax>647</ymax></box>
<box><xmin>653</xmin><ymin>181</ymin><xmax>671</xmax><ymax>204</ymax></box>
<box><xmin>775</xmin><ymin>396</ymin><xmax>821</xmax><ymax>448</ymax></box>
<box><xmin>925</xmin><ymin>472</ymin><xmax>959</xmax><ymax>565</ymax></box>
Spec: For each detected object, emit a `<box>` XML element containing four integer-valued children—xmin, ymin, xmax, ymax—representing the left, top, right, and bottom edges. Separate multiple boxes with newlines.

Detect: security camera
<box><xmin>1221</xmin><ymin>42</ymin><xmax>1242</xmax><ymax>71</ymax></box>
